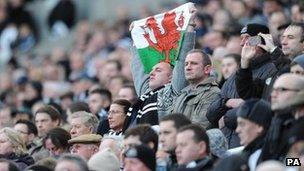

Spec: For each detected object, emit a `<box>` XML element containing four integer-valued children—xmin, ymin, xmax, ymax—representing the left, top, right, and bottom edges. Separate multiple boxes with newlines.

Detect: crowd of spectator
<box><xmin>0</xmin><ymin>0</ymin><xmax>304</xmax><ymax>170</ymax></box>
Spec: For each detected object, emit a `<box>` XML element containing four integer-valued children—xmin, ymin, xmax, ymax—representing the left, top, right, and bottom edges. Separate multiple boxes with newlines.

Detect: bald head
<box><xmin>256</xmin><ymin>160</ymin><xmax>285</xmax><ymax>171</ymax></box>
<box><xmin>271</xmin><ymin>73</ymin><xmax>304</xmax><ymax>111</ymax></box>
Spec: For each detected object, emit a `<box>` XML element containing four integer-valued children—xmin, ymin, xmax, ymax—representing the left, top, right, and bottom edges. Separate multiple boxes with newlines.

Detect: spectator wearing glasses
<box><xmin>107</xmin><ymin>99</ymin><xmax>131</xmax><ymax>137</ymax></box>
<box><xmin>259</xmin><ymin>73</ymin><xmax>304</xmax><ymax>162</ymax></box>
<box><xmin>13</xmin><ymin>120</ymin><xmax>38</xmax><ymax>150</ymax></box>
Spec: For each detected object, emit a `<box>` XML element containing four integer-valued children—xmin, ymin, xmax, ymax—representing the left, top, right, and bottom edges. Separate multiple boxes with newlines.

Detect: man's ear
<box><xmin>204</xmin><ymin>65</ymin><xmax>212</xmax><ymax>75</ymax></box>
<box><xmin>198</xmin><ymin>141</ymin><xmax>207</xmax><ymax>156</ymax></box>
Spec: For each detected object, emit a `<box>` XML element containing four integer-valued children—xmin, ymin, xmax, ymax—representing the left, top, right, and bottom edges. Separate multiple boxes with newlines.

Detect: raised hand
<box><xmin>258</xmin><ymin>33</ymin><xmax>276</xmax><ymax>52</ymax></box>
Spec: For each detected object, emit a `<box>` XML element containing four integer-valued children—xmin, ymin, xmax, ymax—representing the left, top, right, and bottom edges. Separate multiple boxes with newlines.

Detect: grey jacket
<box><xmin>172</xmin><ymin>77</ymin><xmax>220</xmax><ymax>128</ymax></box>
<box><xmin>131</xmin><ymin>32</ymin><xmax>195</xmax><ymax>117</ymax></box>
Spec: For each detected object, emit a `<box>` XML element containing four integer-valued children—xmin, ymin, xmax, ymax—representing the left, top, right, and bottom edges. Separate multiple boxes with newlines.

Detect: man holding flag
<box><xmin>125</xmin><ymin>3</ymin><xmax>196</xmax><ymax>128</ymax></box>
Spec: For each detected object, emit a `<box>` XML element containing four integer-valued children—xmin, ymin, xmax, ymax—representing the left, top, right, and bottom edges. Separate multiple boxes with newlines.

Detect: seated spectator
<box><xmin>206</xmin><ymin>128</ymin><xmax>228</xmax><ymax>159</ymax></box>
<box><xmin>0</xmin><ymin>127</ymin><xmax>34</xmax><ymax>170</ymax></box>
<box><xmin>107</xmin><ymin>99</ymin><xmax>131</xmax><ymax>136</ymax></box>
<box><xmin>55</xmin><ymin>154</ymin><xmax>89</xmax><ymax>171</ymax></box>
<box><xmin>88</xmin><ymin>88</ymin><xmax>112</xmax><ymax>121</ymax></box>
<box><xmin>234</xmin><ymin>99</ymin><xmax>273</xmax><ymax>171</ymax></box>
<box><xmin>88</xmin><ymin>148</ymin><xmax>120</xmax><ymax>171</ymax></box>
<box><xmin>68</xmin><ymin>134</ymin><xmax>101</xmax><ymax>161</ymax></box>
<box><xmin>123</xmin><ymin>124</ymin><xmax>158</xmax><ymax>153</ymax></box>
<box><xmin>124</xmin><ymin>145</ymin><xmax>156</xmax><ymax>171</ymax></box>
<box><xmin>175</xmin><ymin>124</ymin><xmax>213</xmax><ymax>170</ymax></box>
<box><xmin>13</xmin><ymin>120</ymin><xmax>38</xmax><ymax>150</ymax></box>
<box><xmin>0</xmin><ymin>159</ymin><xmax>20</xmax><ymax>171</ymax></box>
<box><xmin>43</xmin><ymin>127</ymin><xmax>71</xmax><ymax>158</ymax></box>
<box><xmin>117</xmin><ymin>84</ymin><xmax>137</xmax><ymax>104</ymax></box>
<box><xmin>99</xmin><ymin>135</ymin><xmax>123</xmax><ymax>159</ymax></box>
<box><xmin>291</xmin><ymin>54</ymin><xmax>304</xmax><ymax>75</ymax></box>
<box><xmin>219</xmin><ymin>53</ymin><xmax>240</xmax><ymax>87</ymax></box>
<box><xmin>69</xmin><ymin>111</ymin><xmax>99</xmax><ymax>138</ymax></box>
<box><xmin>11</xmin><ymin>109</ymin><xmax>32</xmax><ymax>124</ymax></box>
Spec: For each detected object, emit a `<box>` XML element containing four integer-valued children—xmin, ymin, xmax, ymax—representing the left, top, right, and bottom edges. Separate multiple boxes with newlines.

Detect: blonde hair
<box><xmin>0</xmin><ymin>127</ymin><xmax>26</xmax><ymax>155</ymax></box>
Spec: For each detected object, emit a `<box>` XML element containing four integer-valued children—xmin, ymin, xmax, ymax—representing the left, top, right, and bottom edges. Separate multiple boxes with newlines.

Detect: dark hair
<box><xmin>15</xmin><ymin>120</ymin><xmax>38</xmax><ymax>136</ymax></box>
<box><xmin>43</xmin><ymin>128</ymin><xmax>71</xmax><ymax>152</ymax></box>
<box><xmin>187</xmin><ymin>49</ymin><xmax>212</xmax><ymax>67</ymax></box>
<box><xmin>160</xmin><ymin>113</ymin><xmax>191</xmax><ymax>130</ymax></box>
<box><xmin>288</xmin><ymin>22</ymin><xmax>304</xmax><ymax>42</ymax></box>
<box><xmin>11</xmin><ymin>109</ymin><xmax>33</xmax><ymax>121</ymax></box>
<box><xmin>70</xmin><ymin>102</ymin><xmax>90</xmax><ymax>113</ymax></box>
<box><xmin>89</xmin><ymin>88</ymin><xmax>112</xmax><ymax>103</ymax></box>
<box><xmin>112</xmin><ymin>99</ymin><xmax>132</xmax><ymax>114</ymax></box>
<box><xmin>223</xmin><ymin>53</ymin><xmax>241</xmax><ymax>66</ymax></box>
<box><xmin>178</xmin><ymin>124</ymin><xmax>210</xmax><ymax>154</ymax></box>
<box><xmin>58</xmin><ymin>154</ymin><xmax>89</xmax><ymax>171</ymax></box>
<box><xmin>59</xmin><ymin>91</ymin><xmax>74</xmax><ymax>100</ymax></box>
<box><xmin>0</xmin><ymin>159</ymin><xmax>20</xmax><ymax>171</ymax></box>
<box><xmin>35</xmin><ymin>105</ymin><xmax>61</xmax><ymax>123</ymax></box>
<box><xmin>124</xmin><ymin>124</ymin><xmax>158</xmax><ymax>152</ymax></box>
<box><xmin>120</xmin><ymin>84</ymin><xmax>137</xmax><ymax>103</ymax></box>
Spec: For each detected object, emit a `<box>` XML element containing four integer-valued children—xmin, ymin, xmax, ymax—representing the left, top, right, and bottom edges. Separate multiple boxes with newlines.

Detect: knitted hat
<box><xmin>124</xmin><ymin>145</ymin><xmax>156</xmax><ymax>171</ymax></box>
<box><xmin>206</xmin><ymin>129</ymin><xmax>228</xmax><ymax>158</ymax></box>
<box><xmin>292</xmin><ymin>54</ymin><xmax>304</xmax><ymax>69</ymax></box>
<box><xmin>240</xmin><ymin>23</ymin><xmax>269</xmax><ymax>36</ymax></box>
<box><xmin>88</xmin><ymin>148</ymin><xmax>120</xmax><ymax>171</ymax></box>
<box><xmin>237</xmin><ymin>99</ymin><xmax>273</xmax><ymax>129</ymax></box>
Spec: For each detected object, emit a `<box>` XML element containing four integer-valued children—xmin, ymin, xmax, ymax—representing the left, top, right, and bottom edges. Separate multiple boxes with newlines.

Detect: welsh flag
<box><xmin>131</xmin><ymin>3</ymin><xmax>193</xmax><ymax>73</ymax></box>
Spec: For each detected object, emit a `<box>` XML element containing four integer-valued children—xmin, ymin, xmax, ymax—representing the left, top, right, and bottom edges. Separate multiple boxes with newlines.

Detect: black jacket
<box><xmin>259</xmin><ymin>113</ymin><xmax>294</xmax><ymax>162</ymax></box>
<box><xmin>207</xmin><ymin>53</ymin><xmax>276</xmax><ymax>148</ymax></box>
<box><xmin>236</xmin><ymin>48</ymin><xmax>290</xmax><ymax>101</ymax></box>
<box><xmin>1</xmin><ymin>153</ymin><xmax>34</xmax><ymax>170</ymax></box>
<box><xmin>176</xmin><ymin>157</ymin><xmax>213</xmax><ymax>171</ymax></box>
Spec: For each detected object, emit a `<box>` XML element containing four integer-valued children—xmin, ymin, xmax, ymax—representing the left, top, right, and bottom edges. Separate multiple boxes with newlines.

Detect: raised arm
<box><xmin>130</xmin><ymin>45</ymin><xmax>150</xmax><ymax>96</ymax></box>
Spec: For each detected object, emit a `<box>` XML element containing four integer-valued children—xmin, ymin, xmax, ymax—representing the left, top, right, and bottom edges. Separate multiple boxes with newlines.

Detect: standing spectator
<box><xmin>172</xmin><ymin>49</ymin><xmax>220</xmax><ymax>129</ymax></box>
<box><xmin>88</xmin><ymin>88</ymin><xmax>111</xmax><ymax>121</ymax></box>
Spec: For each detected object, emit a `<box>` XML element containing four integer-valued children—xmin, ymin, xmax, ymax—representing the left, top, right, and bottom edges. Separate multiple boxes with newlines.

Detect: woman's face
<box><xmin>0</xmin><ymin>133</ymin><xmax>14</xmax><ymax>155</ymax></box>
<box><xmin>108</xmin><ymin>104</ymin><xmax>126</xmax><ymax>131</ymax></box>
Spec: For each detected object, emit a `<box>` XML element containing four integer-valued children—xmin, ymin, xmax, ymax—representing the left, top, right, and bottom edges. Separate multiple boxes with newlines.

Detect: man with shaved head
<box><xmin>259</xmin><ymin>73</ymin><xmax>304</xmax><ymax>162</ymax></box>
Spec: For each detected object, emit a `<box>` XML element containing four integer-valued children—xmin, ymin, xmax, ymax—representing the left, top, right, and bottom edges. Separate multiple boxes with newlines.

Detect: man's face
<box><xmin>240</xmin><ymin>34</ymin><xmax>250</xmax><ymax>47</ymax></box>
<box><xmin>70</xmin><ymin>117</ymin><xmax>92</xmax><ymax>138</ymax></box>
<box><xmin>159</xmin><ymin>121</ymin><xmax>177</xmax><ymax>152</ymax></box>
<box><xmin>175</xmin><ymin>130</ymin><xmax>205</xmax><ymax>165</ymax></box>
<box><xmin>124</xmin><ymin>158</ymin><xmax>151</xmax><ymax>171</ymax></box>
<box><xmin>221</xmin><ymin>57</ymin><xmax>238</xmax><ymax>79</ymax></box>
<box><xmin>118</xmin><ymin>88</ymin><xmax>136</xmax><ymax>103</ymax></box>
<box><xmin>236</xmin><ymin>117</ymin><xmax>263</xmax><ymax>146</ymax></box>
<box><xmin>123</xmin><ymin>135</ymin><xmax>141</xmax><ymax>150</ymax></box>
<box><xmin>149</xmin><ymin>62</ymin><xmax>172</xmax><ymax>90</ymax></box>
<box><xmin>185</xmin><ymin>52</ymin><xmax>209</xmax><ymax>84</ymax></box>
<box><xmin>88</xmin><ymin>93</ymin><xmax>104</xmax><ymax>115</ymax></box>
<box><xmin>281</xmin><ymin>26</ymin><xmax>304</xmax><ymax>58</ymax></box>
<box><xmin>70</xmin><ymin>143</ymin><xmax>99</xmax><ymax>161</ymax></box>
<box><xmin>14</xmin><ymin>123</ymin><xmax>30</xmax><ymax>144</ymax></box>
<box><xmin>35</xmin><ymin>113</ymin><xmax>58</xmax><ymax>137</ymax></box>
<box><xmin>291</xmin><ymin>64</ymin><xmax>304</xmax><ymax>75</ymax></box>
<box><xmin>271</xmin><ymin>76</ymin><xmax>300</xmax><ymax>111</ymax></box>
<box><xmin>55</xmin><ymin>160</ymin><xmax>81</xmax><ymax>171</ymax></box>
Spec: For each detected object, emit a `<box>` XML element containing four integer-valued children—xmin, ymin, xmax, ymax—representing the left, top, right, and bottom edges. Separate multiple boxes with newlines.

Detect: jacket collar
<box><xmin>184</xmin><ymin>77</ymin><xmax>218</xmax><ymax>91</ymax></box>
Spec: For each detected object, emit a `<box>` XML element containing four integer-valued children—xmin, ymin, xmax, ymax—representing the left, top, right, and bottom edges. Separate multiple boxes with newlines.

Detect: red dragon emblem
<box><xmin>141</xmin><ymin>11</ymin><xmax>185</xmax><ymax>63</ymax></box>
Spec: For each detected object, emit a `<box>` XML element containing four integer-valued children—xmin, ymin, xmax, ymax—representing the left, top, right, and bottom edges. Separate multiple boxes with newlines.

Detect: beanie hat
<box><xmin>240</xmin><ymin>23</ymin><xmax>269</xmax><ymax>36</ymax></box>
<box><xmin>124</xmin><ymin>145</ymin><xmax>156</xmax><ymax>171</ymax></box>
<box><xmin>206</xmin><ymin>129</ymin><xmax>228</xmax><ymax>158</ymax></box>
<box><xmin>292</xmin><ymin>54</ymin><xmax>304</xmax><ymax>69</ymax></box>
<box><xmin>237</xmin><ymin>99</ymin><xmax>273</xmax><ymax>129</ymax></box>
<box><xmin>88</xmin><ymin>148</ymin><xmax>120</xmax><ymax>171</ymax></box>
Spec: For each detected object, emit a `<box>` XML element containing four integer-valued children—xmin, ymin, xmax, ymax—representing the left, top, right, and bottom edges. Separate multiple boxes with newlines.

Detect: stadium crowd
<box><xmin>0</xmin><ymin>0</ymin><xmax>304</xmax><ymax>170</ymax></box>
